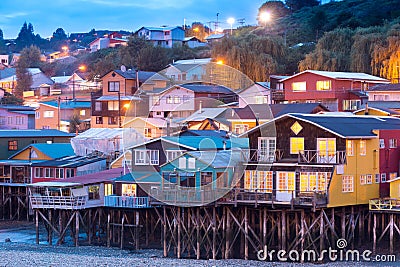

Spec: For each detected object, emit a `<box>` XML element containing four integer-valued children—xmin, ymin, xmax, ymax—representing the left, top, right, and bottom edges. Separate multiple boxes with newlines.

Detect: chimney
<box><xmin>365</xmin><ymin>102</ymin><xmax>369</xmax><ymax>115</ymax></box>
<box><xmin>198</xmin><ymin>101</ymin><xmax>203</xmax><ymax>113</ymax></box>
<box><xmin>166</xmin><ymin>113</ymin><xmax>172</xmax><ymax>136</ymax></box>
<box><xmin>255</xmin><ymin>112</ymin><xmax>260</xmax><ymax>126</ymax></box>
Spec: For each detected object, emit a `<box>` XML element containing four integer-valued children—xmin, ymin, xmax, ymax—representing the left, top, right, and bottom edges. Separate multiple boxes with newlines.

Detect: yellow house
<box><xmin>110</xmin><ymin>150</ymin><xmax>132</xmax><ymax>169</ymax></box>
<box><xmin>388</xmin><ymin>177</ymin><xmax>400</xmax><ymax>199</ymax></box>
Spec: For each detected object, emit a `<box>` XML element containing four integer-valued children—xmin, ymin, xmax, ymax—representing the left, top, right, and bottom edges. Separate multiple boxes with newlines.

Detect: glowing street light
<box><xmin>216</xmin><ymin>60</ymin><xmax>224</xmax><ymax>65</ymax></box>
<box><xmin>260</xmin><ymin>11</ymin><xmax>271</xmax><ymax>26</ymax></box>
<box><xmin>72</xmin><ymin>65</ymin><xmax>86</xmax><ymax>100</ymax></box>
<box><xmin>227</xmin><ymin>17</ymin><xmax>235</xmax><ymax>35</ymax></box>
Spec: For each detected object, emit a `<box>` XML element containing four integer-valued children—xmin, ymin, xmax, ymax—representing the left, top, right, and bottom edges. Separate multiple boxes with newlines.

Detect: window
<box><xmin>381</xmin><ymin>173</ymin><xmax>387</xmax><ymax>183</ymax></box>
<box><xmin>66</xmin><ymin>169</ymin><xmax>75</xmax><ymax>178</ymax></box>
<box><xmin>164</xmin><ymin>31</ymin><xmax>170</xmax><ymax>36</ymax></box>
<box><xmin>346</xmin><ymin>140</ymin><xmax>354</xmax><ymax>156</ymax></box>
<box><xmin>134</xmin><ymin>150</ymin><xmax>159</xmax><ymax>165</ymax></box>
<box><xmin>8</xmin><ymin>140</ymin><xmax>17</xmax><ymax>151</ymax></box>
<box><xmin>88</xmin><ymin>185</ymin><xmax>100</xmax><ymax>200</ymax></box>
<box><xmin>166</xmin><ymin>150</ymin><xmax>184</xmax><ymax>161</ymax></box>
<box><xmin>96</xmin><ymin>117</ymin><xmax>103</xmax><ymax>124</ymax></box>
<box><xmin>55</xmin><ymin>168</ymin><xmax>64</xmax><ymax>179</ymax></box>
<box><xmin>174</xmin><ymin>96</ymin><xmax>181</xmax><ymax>104</ymax></box>
<box><xmin>390</xmin><ymin>172</ymin><xmax>398</xmax><ymax>181</ymax></box>
<box><xmin>290</xmin><ymin>137</ymin><xmax>304</xmax><ymax>154</ymax></box>
<box><xmin>144</xmin><ymin>128</ymin><xmax>152</xmax><ymax>138</ymax></box>
<box><xmin>316</xmin><ymin>80</ymin><xmax>331</xmax><ymax>91</ymax></box>
<box><xmin>108</xmin><ymin>101</ymin><xmax>119</xmax><ymax>111</ymax></box>
<box><xmin>166</xmin><ymin>95</ymin><xmax>173</xmax><ymax>104</ymax></box>
<box><xmin>359</xmin><ymin>140</ymin><xmax>366</xmax><ymax>156</ymax></box>
<box><xmin>7</xmin><ymin>117</ymin><xmax>12</xmax><ymax>124</ymax></box>
<box><xmin>153</xmin><ymin>96</ymin><xmax>160</xmax><ymax>106</ymax></box>
<box><xmin>108</xmin><ymin>117</ymin><xmax>117</xmax><ymax>125</ymax></box>
<box><xmin>34</xmin><ymin>167</ymin><xmax>43</xmax><ymax>178</ymax></box>
<box><xmin>188</xmin><ymin>158</ymin><xmax>195</xmax><ymax>169</ymax></box>
<box><xmin>342</xmin><ymin>175</ymin><xmax>354</xmax><ymax>192</ymax></box>
<box><xmin>179</xmin><ymin>157</ymin><xmax>186</xmax><ymax>169</ymax></box>
<box><xmin>95</xmin><ymin>102</ymin><xmax>102</xmax><ymax>111</ymax></box>
<box><xmin>360</xmin><ymin>175</ymin><xmax>367</xmax><ymax>185</ymax></box>
<box><xmin>235</xmin><ymin>124</ymin><xmax>249</xmax><ymax>135</ymax></box>
<box><xmin>43</xmin><ymin>111</ymin><xmax>54</xmax><ymax>118</ymax></box>
<box><xmin>45</xmin><ymin>168</ymin><xmax>54</xmax><ymax>178</ymax></box>
<box><xmin>292</xmin><ymin>82</ymin><xmax>306</xmax><ymax>92</ymax></box>
<box><xmin>300</xmin><ymin>172</ymin><xmax>317</xmax><ymax>192</ymax></box>
<box><xmin>108</xmin><ymin>81</ymin><xmax>120</xmax><ymax>92</ymax></box>
<box><xmin>0</xmin><ymin>116</ymin><xmax>5</xmax><ymax>125</ymax></box>
<box><xmin>122</xmin><ymin>184</ymin><xmax>137</xmax><ymax>196</ymax></box>
<box><xmin>244</xmin><ymin>170</ymin><xmax>273</xmax><ymax>193</ymax></box>
<box><xmin>389</xmin><ymin>139</ymin><xmax>397</xmax><ymax>148</ymax></box>
<box><xmin>16</xmin><ymin>116</ymin><xmax>24</xmax><ymax>125</ymax></box>
<box><xmin>367</xmin><ymin>174</ymin><xmax>372</xmax><ymax>184</ymax></box>
<box><xmin>79</xmin><ymin>110</ymin><xmax>85</xmax><ymax>116</ymax></box>
<box><xmin>379</xmin><ymin>139</ymin><xmax>385</xmax><ymax>149</ymax></box>
<box><xmin>277</xmin><ymin>172</ymin><xmax>295</xmax><ymax>192</ymax></box>
<box><xmin>375</xmin><ymin>174</ymin><xmax>380</xmax><ymax>183</ymax></box>
<box><xmin>105</xmin><ymin>184</ymin><xmax>113</xmax><ymax>196</ymax></box>
<box><xmin>258</xmin><ymin>137</ymin><xmax>276</xmax><ymax>161</ymax></box>
<box><xmin>342</xmin><ymin>100</ymin><xmax>361</xmax><ymax>111</ymax></box>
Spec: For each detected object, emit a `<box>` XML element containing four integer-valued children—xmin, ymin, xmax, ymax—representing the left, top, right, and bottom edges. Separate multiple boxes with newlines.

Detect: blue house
<box><xmin>136</xmin><ymin>26</ymin><xmax>185</xmax><ymax>48</ymax></box>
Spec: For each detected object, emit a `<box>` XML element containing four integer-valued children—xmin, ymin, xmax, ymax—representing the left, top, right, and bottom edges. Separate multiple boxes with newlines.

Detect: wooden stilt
<box><xmin>177</xmin><ymin>207</ymin><xmax>181</xmax><ymax>258</ymax></box>
<box><xmin>225</xmin><ymin>206</ymin><xmax>230</xmax><ymax>259</ymax></box>
<box><xmin>163</xmin><ymin>206</ymin><xmax>167</xmax><ymax>257</ymax></box>
<box><xmin>197</xmin><ymin>207</ymin><xmax>201</xmax><ymax>260</ymax></box>
<box><xmin>244</xmin><ymin>206</ymin><xmax>248</xmax><ymax>260</ymax></box>
<box><xmin>120</xmin><ymin>215</ymin><xmax>125</xmax><ymax>249</ymax></box>
<box><xmin>88</xmin><ymin>209</ymin><xmax>92</xmax><ymax>245</ymax></box>
<box><xmin>48</xmin><ymin>210</ymin><xmax>52</xmax><ymax>245</ymax></box>
<box><xmin>212</xmin><ymin>206</ymin><xmax>216</xmax><ymax>260</ymax></box>
<box><xmin>107</xmin><ymin>212</ymin><xmax>111</xmax><ymax>247</ymax></box>
<box><xmin>35</xmin><ymin>209</ymin><xmax>39</xmax><ymax>244</ymax></box>
<box><xmin>135</xmin><ymin>211</ymin><xmax>140</xmax><ymax>250</ymax></box>
<box><xmin>373</xmin><ymin>213</ymin><xmax>376</xmax><ymax>254</ymax></box>
<box><xmin>390</xmin><ymin>213</ymin><xmax>394</xmax><ymax>254</ymax></box>
<box><xmin>75</xmin><ymin>211</ymin><xmax>79</xmax><ymax>247</ymax></box>
<box><xmin>282</xmin><ymin>210</ymin><xmax>286</xmax><ymax>251</ymax></box>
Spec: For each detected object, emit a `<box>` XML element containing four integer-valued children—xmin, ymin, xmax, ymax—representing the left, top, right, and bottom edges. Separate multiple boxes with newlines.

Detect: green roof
<box><xmin>162</xmin><ymin>136</ymin><xmax>249</xmax><ymax>150</ymax></box>
<box><xmin>40</xmin><ymin>100</ymin><xmax>91</xmax><ymax>109</ymax></box>
<box><xmin>113</xmin><ymin>171</ymin><xmax>161</xmax><ymax>183</ymax></box>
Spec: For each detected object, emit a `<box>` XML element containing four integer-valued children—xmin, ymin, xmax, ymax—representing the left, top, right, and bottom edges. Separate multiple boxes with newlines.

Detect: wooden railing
<box><xmin>247</xmin><ymin>149</ymin><xmax>284</xmax><ymax>163</ymax></box>
<box><xmin>298</xmin><ymin>150</ymin><xmax>346</xmax><ymax>165</ymax></box>
<box><xmin>369</xmin><ymin>198</ymin><xmax>400</xmax><ymax>211</ymax></box>
<box><xmin>104</xmin><ymin>195</ymin><xmax>150</xmax><ymax>208</ymax></box>
<box><xmin>30</xmin><ymin>195</ymin><xmax>87</xmax><ymax>210</ymax></box>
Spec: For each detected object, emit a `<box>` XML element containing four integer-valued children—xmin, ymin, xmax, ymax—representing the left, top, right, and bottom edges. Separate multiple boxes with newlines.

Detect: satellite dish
<box><xmin>120</xmin><ymin>65</ymin><xmax>126</xmax><ymax>72</ymax></box>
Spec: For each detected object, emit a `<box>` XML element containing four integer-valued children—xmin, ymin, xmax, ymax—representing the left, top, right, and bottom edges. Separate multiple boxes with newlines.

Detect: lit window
<box><xmin>343</xmin><ymin>100</ymin><xmax>361</xmax><ymax>111</ymax></box>
<box><xmin>292</xmin><ymin>82</ymin><xmax>306</xmax><ymax>92</ymax></box>
<box><xmin>105</xmin><ymin>184</ymin><xmax>113</xmax><ymax>196</ymax></box>
<box><xmin>360</xmin><ymin>140</ymin><xmax>366</xmax><ymax>156</ymax></box>
<box><xmin>342</xmin><ymin>175</ymin><xmax>354</xmax><ymax>192</ymax></box>
<box><xmin>80</xmin><ymin>110</ymin><xmax>85</xmax><ymax>116</ymax></box>
<box><xmin>108</xmin><ymin>101</ymin><xmax>119</xmax><ymax>111</ymax></box>
<box><xmin>277</xmin><ymin>172</ymin><xmax>295</xmax><ymax>192</ymax></box>
<box><xmin>108</xmin><ymin>81</ymin><xmax>120</xmax><ymax>92</ymax></box>
<box><xmin>245</xmin><ymin>170</ymin><xmax>273</xmax><ymax>193</ymax></box>
<box><xmin>346</xmin><ymin>140</ymin><xmax>354</xmax><ymax>156</ymax></box>
<box><xmin>316</xmin><ymin>80</ymin><xmax>331</xmax><ymax>91</ymax></box>
<box><xmin>122</xmin><ymin>184</ymin><xmax>136</xmax><ymax>196</ymax></box>
<box><xmin>290</xmin><ymin>137</ymin><xmax>304</xmax><ymax>154</ymax></box>
<box><xmin>88</xmin><ymin>185</ymin><xmax>100</xmax><ymax>199</ymax></box>
<box><xmin>360</xmin><ymin>175</ymin><xmax>367</xmax><ymax>185</ymax></box>
<box><xmin>389</xmin><ymin>139</ymin><xmax>397</xmax><ymax>148</ymax></box>
<box><xmin>144</xmin><ymin>128</ymin><xmax>152</xmax><ymax>138</ymax></box>
<box><xmin>389</xmin><ymin>172</ymin><xmax>398</xmax><ymax>181</ymax></box>
<box><xmin>43</xmin><ymin>111</ymin><xmax>54</xmax><ymax>118</ymax></box>
<box><xmin>379</xmin><ymin>139</ymin><xmax>385</xmax><ymax>148</ymax></box>
<box><xmin>8</xmin><ymin>140</ymin><xmax>17</xmax><ymax>151</ymax></box>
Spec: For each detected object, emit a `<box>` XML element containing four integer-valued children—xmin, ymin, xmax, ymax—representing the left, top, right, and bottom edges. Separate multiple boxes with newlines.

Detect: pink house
<box><xmin>148</xmin><ymin>85</ymin><xmax>195</xmax><ymax>118</ymax></box>
<box><xmin>0</xmin><ymin>105</ymin><xmax>36</xmax><ymax>129</ymax></box>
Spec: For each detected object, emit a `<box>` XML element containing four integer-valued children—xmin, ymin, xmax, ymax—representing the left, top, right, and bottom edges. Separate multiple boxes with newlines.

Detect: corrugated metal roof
<box><xmin>40</xmin><ymin>100</ymin><xmax>91</xmax><ymax>109</ymax></box>
<box><xmin>31</xmin><ymin>155</ymin><xmax>105</xmax><ymax>168</ymax></box>
<box><xmin>280</xmin><ymin>70</ymin><xmax>389</xmax><ymax>83</ymax></box>
<box><xmin>174</xmin><ymin>58</ymin><xmax>211</xmax><ymax>65</ymax></box>
<box><xmin>181</xmin><ymin>83</ymin><xmax>234</xmax><ymax>94</ymax></box>
<box><xmin>184</xmin><ymin>108</ymin><xmax>227</xmax><ymax>122</ymax></box>
<box><xmin>186</xmin><ymin>150</ymin><xmax>243</xmax><ymax>168</ymax></box>
<box><xmin>113</xmin><ymin>171</ymin><xmax>161</xmax><ymax>183</ymax></box>
<box><xmin>0</xmin><ymin>129</ymin><xmax>74</xmax><ymax>138</ymax></box>
<box><xmin>163</xmin><ymin>136</ymin><xmax>248</xmax><ymax>150</ymax></box>
<box><xmin>205</xmin><ymin>33</ymin><xmax>225</xmax><ymax>40</ymax></box>
<box><xmin>96</xmin><ymin>95</ymin><xmax>141</xmax><ymax>101</ymax></box>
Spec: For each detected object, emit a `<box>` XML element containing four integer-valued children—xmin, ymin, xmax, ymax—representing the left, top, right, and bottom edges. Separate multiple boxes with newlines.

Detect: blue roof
<box><xmin>113</xmin><ymin>171</ymin><xmax>162</xmax><ymax>183</ymax></box>
<box><xmin>0</xmin><ymin>129</ymin><xmax>74</xmax><ymax>138</ymax></box>
<box><xmin>185</xmin><ymin>150</ymin><xmax>243</xmax><ymax>168</ymax></box>
<box><xmin>178</xmin><ymin>130</ymin><xmax>230</xmax><ymax>139</ymax></box>
<box><xmin>288</xmin><ymin>114</ymin><xmax>400</xmax><ymax>138</ymax></box>
<box><xmin>41</xmin><ymin>100</ymin><xmax>91</xmax><ymax>109</ymax></box>
<box><xmin>10</xmin><ymin>143</ymin><xmax>75</xmax><ymax>159</ymax></box>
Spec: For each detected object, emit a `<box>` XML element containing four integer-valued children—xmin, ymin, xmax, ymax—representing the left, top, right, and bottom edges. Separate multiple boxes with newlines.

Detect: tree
<box><xmin>285</xmin><ymin>0</ymin><xmax>319</xmax><ymax>12</ymax></box>
<box><xmin>15</xmin><ymin>22</ymin><xmax>36</xmax><ymax>51</ymax></box>
<box><xmin>119</xmin><ymin>36</ymin><xmax>150</xmax><ymax>69</ymax></box>
<box><xmin>185</xmin><ymin>22</ymin><xmax>209</xmax><ymax>41</ymax></box>
<box><xmin>69</xmin><ymin>114</ymin><xmax>81</xmax><ymax>134</ymax></box>
<box><xmin>18</xmin><ymin>45</ymin><xmax>42</xmax><ymax>68</ymax></box>
<box><xmin>258</xmin><ymin>1</ymin><xmax>290</xmax><ymax>25</ymax></box>
<box><xmin>50</xmin><ymin>28</ymin><xmax>68</xmax><ymax>50</ymax></box>
<box><xmin>0</xmin><ymin>29</ymin><xmax>7</xmax><ymax>54</ymax></box>
<box><xmin>137</xmin><ymin>46</ymin><xmax>169</xmax><ymax>72</ymax></box>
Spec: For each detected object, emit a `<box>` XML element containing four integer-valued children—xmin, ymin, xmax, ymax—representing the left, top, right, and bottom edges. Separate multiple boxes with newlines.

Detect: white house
<box><xmin>136</xmin><ymin>26</ymin><xmax>185</xmax><ymax>48</ymax></box>
<box><xmin>238</xmin><ymin>82</ymin><xmax>271</xmax><ymax>107</ymax></box>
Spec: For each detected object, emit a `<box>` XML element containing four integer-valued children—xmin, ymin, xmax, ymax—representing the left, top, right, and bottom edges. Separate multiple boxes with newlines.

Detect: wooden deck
<box><xmin>369</xmin><ymin>198</ymin><xmax>400</xmax><ymax>212</ymax></box>
<box><xmin>30</xmin><ymin>195</ymin><xmax>87</xmax><ymax>210</ymax></box>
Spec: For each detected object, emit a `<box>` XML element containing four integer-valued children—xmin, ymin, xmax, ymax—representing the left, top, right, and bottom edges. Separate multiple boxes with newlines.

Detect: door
<box><xmin>317</xmin><ymin>138</ymin><xmax>336</xmax><ymax>163</ymax></box>
<box><xmin>276</xmin><ymin>172</ymin><xmax>296</xmax><ymax>202</ymax></box>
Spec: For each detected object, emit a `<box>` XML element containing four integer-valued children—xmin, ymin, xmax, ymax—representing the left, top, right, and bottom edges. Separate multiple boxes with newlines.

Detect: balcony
<box><xmin>298</xmin><ymin>150</ymin><xmax>346</xmax><ymax>165</ymax></box>
<box><xmin>247</xmin><ymin>149</ymin><xmax>284</xmax><ymax>163</ymax></box>
<box><xmin>271</xmin><ymin>89</ymin><xmax>285</xmax><ymax>101</ymax></box>
<box><xmin>30</xmin><ymin>195</ymin><xmax>87</xmax><ymax>210</ymax></box>
<box><xmin>369</xmin><ymin>198</ymin><xmax>400</xmax><ymax>212</ymax></box>
<box><xmin>104</xmin><ymin>195</ymin><xmax>150</xmax><ymax>208</ymax></box>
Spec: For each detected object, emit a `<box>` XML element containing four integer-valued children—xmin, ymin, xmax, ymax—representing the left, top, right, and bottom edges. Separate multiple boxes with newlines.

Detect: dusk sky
<box><xmin>0</xmin><ymin>0</ymin><xmax>267</xmax><ymax>39</ymax></box>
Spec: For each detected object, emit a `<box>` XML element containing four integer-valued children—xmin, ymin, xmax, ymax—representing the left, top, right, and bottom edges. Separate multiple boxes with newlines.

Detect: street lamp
<box><xmin>260</xmin><ymin>11</ymin><xmax>271</xmax><ymax>27</ymax></box>
<box><xmin>227</xmin><ymin>17</ymin><xmax>235</xmax><ymax>35</ymax></box>
<box><xmin>72</xmin><ymin>65</ymin><xmax>86</xmax><ymax>101</ymax></box>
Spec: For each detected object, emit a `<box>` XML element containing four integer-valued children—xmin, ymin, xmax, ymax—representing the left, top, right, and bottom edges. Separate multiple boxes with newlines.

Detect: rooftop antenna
<box><xmin>237</xmin><ymin>18</ymin><xmax>245</xmax><ymax>26</ymax></box>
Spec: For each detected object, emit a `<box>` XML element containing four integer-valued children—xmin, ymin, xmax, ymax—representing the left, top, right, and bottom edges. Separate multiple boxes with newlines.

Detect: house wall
<box><xmin>328</xmin><ymin>138</ymin><xmax>380</xmax><ymax>207</ymax></box>
<box><xmin>389</xmin><ymin>180</ymin><xmax>400</xmax><ymax>198</ymax></box>
<box><xmin>101</xmin><ymin>71</ymin><xmax>136</xmax><ymax>96</ymax></box>
<box><xmin>238</xmin><ymin>84</ymin><xmax>271</xmax><ymax>107</ymax></box>
<box><xmin>35</xmin><ymin>105</ymin><xmax>58</xmax><ymax>130</ymax></box>
<box><xmin>124</xmin><ymin>119</ymin><xmax>164</xmax><ymax>139</ymax></box>
<box><xmin>11</xmin><ymin>147</ymin><xmax>52</xmax><ymax>160</ymax></box>
<box><xmin>110</xmin><ymin>151</ymin><xmax>132</xmax><ymax>169</ymax></box>
<box><xmin>0</xmin><ymin>109</ymin><xmax>30</xmax><ymax>130</ymax></box>
<box><xmin>149</xmin><ymin>87</ymin><xmax>195</xmax><ymax>113</ymax></box>
<box><xmin>368</xmin><ymin>91</ymin><xmax>400</xmax><ymax>101</ymax></box>
<box><xmin>378</xmin><ymin>129</ymin><xmax>400</xmax><ymax>197</ymax></box>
